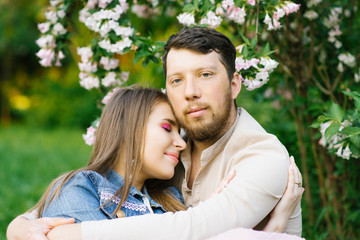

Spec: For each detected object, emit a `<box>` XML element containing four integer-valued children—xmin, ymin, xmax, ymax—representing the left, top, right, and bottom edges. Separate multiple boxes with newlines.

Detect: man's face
<box><xmin>165</xmin><ymin>48</ymin><xmax>240</xmax><ymax>142</ymax></box>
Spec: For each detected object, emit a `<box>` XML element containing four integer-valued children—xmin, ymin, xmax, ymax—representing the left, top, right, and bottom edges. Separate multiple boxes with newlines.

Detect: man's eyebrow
<box><xmin>167</xmin><ymin>65</ymin><xmax>218</xmax><ymax>77</ymax></box>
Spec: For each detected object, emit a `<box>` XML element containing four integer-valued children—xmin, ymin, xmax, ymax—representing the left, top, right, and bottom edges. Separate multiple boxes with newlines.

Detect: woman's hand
<box><xmin>210</xmin><ymin>168</ymin><xmax>236</xmax><ymax>197</ymax></box>
<box><xmin>264</xmin><ymin>156</ymin><xmax>304</xmax><ymax>232</ymax></box>
<box><xmin>6</xmin><ymin>215</ymin><xmax>75</xmax><ymax>240</ymax></box>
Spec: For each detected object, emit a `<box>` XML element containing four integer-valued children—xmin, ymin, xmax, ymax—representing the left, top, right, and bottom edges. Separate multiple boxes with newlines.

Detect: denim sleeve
<box><xmin>42</xmin><ymin>172</ymin><xmax>108</xmax><ymax>223</ymax></box>
<box><xmin>167</xmin><ymin>186</ymin><xmax>185</xmax><ymax>204</ymax></box>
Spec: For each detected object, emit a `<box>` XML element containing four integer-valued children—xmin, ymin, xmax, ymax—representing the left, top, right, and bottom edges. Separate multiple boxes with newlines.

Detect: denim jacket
<box><xmin>42</xmin><ymin>170</ymin><xmax>184</xmax><ymax>223</ymax></box>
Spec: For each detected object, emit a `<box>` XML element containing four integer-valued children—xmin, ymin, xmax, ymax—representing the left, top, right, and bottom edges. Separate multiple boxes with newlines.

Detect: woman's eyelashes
<box><xmin>161</xmin><ymin>123</ymin><xmax>171</xmax><ymax>132</ymax></box>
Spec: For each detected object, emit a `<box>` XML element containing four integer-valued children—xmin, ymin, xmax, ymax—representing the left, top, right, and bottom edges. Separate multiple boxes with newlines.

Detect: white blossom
<box><xmin>80</xmin><ymin>76</ymin><xmax>100</xmax><ymax>90</ymax></box>
<box><xmin>338</xmin><ymin>53</ymin><xmax>356</xmax><ymax>68</ymax></box>
<box><xmin>57</xmin><ymin>10</ymin><xmax>66</xmax><ymax>18</ymax></box>
<box><xmin>77</xmin><ymin>47</ymin><xmax>93</xmax><ymax>62</ymax></box>
<box><xmin>304</xmin><ymin>10</ymin><xmax>319</xmax><ymax>20</ymax></box>
<box><xmin>200</xmin><ymin>11</ymin><xmax>222</xmax><ymax>28</ymax></box>
<box><xmin>36</xmin><ymin>35</ymin><xmax>56</xmax><ymax>48</ymax></box>
<box><xmin>228</xmin><ymin>7</ymin><xmax>246</xmax><ymax>24</ymax></box>
<box><xmin>100</xmin><ymin>56</ymin><xmax>119</xmax><ymax>70</ymax></box>
<box><xmin>78</xmin><ymin>61</ymin><xmax>98</xmax><ymax>73</ymax></box>
<box><xmin>177</xmin><ymin>12</ymin><xmax>195</xmax><ymax>26</ymax></box>
<box><xmin>52</xmin><ymin>23</ymin><xmax>67</xmax><ymax>36</ymax></box>
<box><xmin>260</xmin><ymin>57</ymin><xmax>279</xmax><ymax>72</ymax></box>
<box><xmin>102</xmin><ymin>72</ymin><xmax>119</xmax><ymax>87</ymax></box>
<box><xmin>45</xmin><ymin>10</ymin><xmax>58</xmax><ymax>24</ymax></box>
<box><xmin>38</xmin><ymin>22</ymin><xmax>51</xmax><ymax>34</ymax></box>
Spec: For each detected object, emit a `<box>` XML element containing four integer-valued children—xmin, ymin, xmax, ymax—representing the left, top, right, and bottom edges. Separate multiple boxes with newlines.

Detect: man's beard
<box><xmin>178</xmin><ymin>91</ymin><xmax>233</xmax><ymax>143</ymax></box>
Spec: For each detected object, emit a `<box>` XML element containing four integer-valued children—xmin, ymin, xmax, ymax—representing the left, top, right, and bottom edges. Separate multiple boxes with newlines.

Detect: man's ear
<box><xmin>231</xmin><ymin>72</ymin><xmax>242</xmax><ymax>100</ymax></box>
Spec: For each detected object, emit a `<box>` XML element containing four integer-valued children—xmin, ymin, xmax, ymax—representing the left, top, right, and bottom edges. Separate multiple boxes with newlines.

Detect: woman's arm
<box><xmin>6</xmin><ymin>216</ymin><xmax>75</xmax><ymax>240</ymax></box>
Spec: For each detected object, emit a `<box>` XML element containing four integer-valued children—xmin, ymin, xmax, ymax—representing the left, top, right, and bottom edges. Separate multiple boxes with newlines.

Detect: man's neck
<box><xmin>187</xmin><ymin>108</ymin><xmax>238</xmax><ymax>189</ymax></box>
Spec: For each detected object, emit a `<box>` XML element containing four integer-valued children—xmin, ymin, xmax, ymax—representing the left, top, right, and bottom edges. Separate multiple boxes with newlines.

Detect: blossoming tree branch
<box><xmin>36</xmin><ymin>0</ymin><xmax>359</xmax><ymax>163</ymax></box>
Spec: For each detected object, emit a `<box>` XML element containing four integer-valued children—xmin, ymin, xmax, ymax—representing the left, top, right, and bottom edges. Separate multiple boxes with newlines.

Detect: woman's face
<box><xmin>139</xmin><ymin>102</ymin><xmax>186</xmax><ymax>182</ymax></box>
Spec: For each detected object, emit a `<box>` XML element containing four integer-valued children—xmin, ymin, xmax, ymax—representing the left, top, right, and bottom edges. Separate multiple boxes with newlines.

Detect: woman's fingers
<box><xmin>211</xmin><ymin>168</ymin><xmax>236</xmax><ymax>197</ymax></box>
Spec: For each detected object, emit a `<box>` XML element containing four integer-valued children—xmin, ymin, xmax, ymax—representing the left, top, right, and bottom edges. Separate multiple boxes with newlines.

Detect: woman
<box><xmin>36</xmin><ymin>86</ymin><xmax>187</xmax><ymax>222</ymax></box>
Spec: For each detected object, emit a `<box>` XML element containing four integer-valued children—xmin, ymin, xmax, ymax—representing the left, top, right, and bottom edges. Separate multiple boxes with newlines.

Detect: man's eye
<box><xmin>202</xmin><ymin>72</ymin><xmax>211</xmax><ymax>77</ymax></box>
<box><xmin>171</xmin><ymin>78</ymin><xmax>182</xmax><ymax>84</ymax></box>
<box><xmin>161</xmin><ymin>123</ymin><xmax>171</xmax><ymax>132</ymax></box>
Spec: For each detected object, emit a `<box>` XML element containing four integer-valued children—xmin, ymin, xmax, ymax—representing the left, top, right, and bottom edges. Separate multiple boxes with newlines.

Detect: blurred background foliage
<box><xmin>0</xmin><ymin>0</ymin><xmax>359</xmax><ymax>239</ymax></box>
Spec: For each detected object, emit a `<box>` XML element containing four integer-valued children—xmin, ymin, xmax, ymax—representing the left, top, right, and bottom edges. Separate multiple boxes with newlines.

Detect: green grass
<box><xmin>0</xmin><ymin>125</ymin><xmax>92</xmax><ymax>239</ymax></box>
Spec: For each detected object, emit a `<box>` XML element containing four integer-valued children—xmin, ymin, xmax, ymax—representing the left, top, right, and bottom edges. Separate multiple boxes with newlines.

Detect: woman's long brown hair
<box><xmin>33</xmin><ymin>86</ymin><xmax>186</xmax><ymax>218</ymax></box>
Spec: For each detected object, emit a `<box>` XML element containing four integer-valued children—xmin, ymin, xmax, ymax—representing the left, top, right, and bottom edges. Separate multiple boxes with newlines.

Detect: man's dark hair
<box><xmin>162</xmin><ymin>27</ymin><xmax>236</xmax><ymax>81</ymax></box>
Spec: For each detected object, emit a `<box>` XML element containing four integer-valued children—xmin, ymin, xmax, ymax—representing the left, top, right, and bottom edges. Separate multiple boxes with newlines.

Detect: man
<box><xmin>7</xmin><ymin>27</ymin><xmax>302</xmax><ymax>239</ymax></box>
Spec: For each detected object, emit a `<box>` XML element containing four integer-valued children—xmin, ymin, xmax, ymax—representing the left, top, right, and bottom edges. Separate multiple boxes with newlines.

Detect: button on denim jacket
<box><xmin>42</xmin><ymin>169</ymin><xmax>184</xmax><ymax>223</ymax></box>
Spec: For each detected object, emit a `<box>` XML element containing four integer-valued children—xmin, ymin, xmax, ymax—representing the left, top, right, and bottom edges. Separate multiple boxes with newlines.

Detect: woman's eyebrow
<box><xmin>162</xmin><ymin>118</ymin><xmax>178</xmax><ymax>127</ymax></box>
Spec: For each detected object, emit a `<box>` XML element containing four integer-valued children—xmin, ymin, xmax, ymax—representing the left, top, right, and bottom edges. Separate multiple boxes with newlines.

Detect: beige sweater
<box><xmin>82</xmin><ymin>108</ymin><xmax>302</xmax><ymax>239</ymax></box>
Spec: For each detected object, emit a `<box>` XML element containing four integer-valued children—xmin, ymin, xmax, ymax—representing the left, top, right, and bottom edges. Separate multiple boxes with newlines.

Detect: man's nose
<box><xmin>184</xmin><ymin>78</ymin><xmax>201</xmax><ymax>100</ymax></box>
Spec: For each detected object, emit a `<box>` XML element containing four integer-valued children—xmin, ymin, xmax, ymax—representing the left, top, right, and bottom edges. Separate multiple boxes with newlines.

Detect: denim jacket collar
<box><xmin>96</xmin><ymin>170</ymin><xmax>165</xmax><ymax>218</ymax></box>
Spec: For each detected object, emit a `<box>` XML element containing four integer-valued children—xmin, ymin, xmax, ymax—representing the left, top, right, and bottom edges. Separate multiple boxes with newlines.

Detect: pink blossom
<box><xmin>38</xmin><ymin>22</ymin><xmax>51</xmax><ymax>34</ymax></box>
<box><xmin>80</xmin><ymin>76</ymin><xmax>100</xmax><ymax>90</ymax></box>
<box><xmin>200</xmin><ymin>11</ymin><xmax>222</xmax><ymax>28</ymax></box>
<box><xmin>36</xmin><ymin>35</ymin><xmax>56</xmax><ymax>48</ymax></box>
<box><xmin>120</xmin><ymin>71</ymin><xmax>130</xmax><ymax>82</ymax></box>
<box><xmin>102</xmin><ymin>87</ymin><xmax>121</xmax><ymax>105</ymax></box>
<box><xmin>102</xmin><ymin>72</ymin><xmax>119</xmax><ymax>87</ymax></box>
<box><xmin>216</xmin><ymin>6</ymin><xmax>225</xmax><ymax>16</ymax></box>
<box><xmin>78</xmin><ymin>61</ymin><xmax>98</xmax><ymax>73</ymax></box>
<box><xmin>247</xmin><ymin>0</ymin><xmax>255</xmax><ymax>6</ymax></box>
<box><xmin>36</xmin><ymin>49</ymin><xmax>55</xmax><ymax>67</ymax></box>
<box><xmin>83</xmin><ymin>126</ymin><xmax>96</xmax><ymax>145</ymax></box>
<box><xmin>283</xmin><ymin>2</ymin><xmax>301</xmax><ymax>15</ymax></box>
<box><xmin>227</xmin><ymin>7</ymin><xmax>246</xmax><ymax>24</ymax></box>
<box><xmin>222</xmin><ymin>0</ymin><xmax>234</xmax><ymax>9</ymax></box>
<box><xmin>98</xmin><ymin>0</ymin><xmax>112</xmax><ymax>9</ymax></box>
<box><xmin>272</xmin><ymin>17</ymin><xmax>281</xmax><ymax>29</ymax></box>
<box><xmin>236</xmin><ymin>44</ymin><xmax>244</xmax><ymax>54</ymax></box>
<box><xmin>100</xmin><ymin>56</ymin><xmax>119</xmax><ymax>70</ymax></box>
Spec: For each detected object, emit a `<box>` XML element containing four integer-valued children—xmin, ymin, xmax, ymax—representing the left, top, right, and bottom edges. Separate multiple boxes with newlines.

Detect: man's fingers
<box><xmin>39</xmin><ymin>217</ymin><xmax>75</xmax><ymax>228</ymax></box>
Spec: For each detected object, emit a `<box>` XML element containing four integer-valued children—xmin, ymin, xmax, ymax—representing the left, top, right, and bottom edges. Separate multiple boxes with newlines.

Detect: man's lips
<box><xmin>165</xmin><ymin>152</ymin><xmax>179</xmax><ymax>164</ymax></box>
<box><xmin>188</xmin><ymin>108</ymin><xmax>206</xmax><ymax>118</ymax></box>
<box><xmin>187</xmin><ymin>107</ymin><xmax>207</xmax><ymax>118</ymax></box>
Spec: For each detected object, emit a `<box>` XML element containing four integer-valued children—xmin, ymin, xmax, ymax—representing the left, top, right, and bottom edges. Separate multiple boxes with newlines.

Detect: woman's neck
<box><xmin>113</xmin><ymin>163</ymin><xmax>144</xmax><ymax>191</ymax></box>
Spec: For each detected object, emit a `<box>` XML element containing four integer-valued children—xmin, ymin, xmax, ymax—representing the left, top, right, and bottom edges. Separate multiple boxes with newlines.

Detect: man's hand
<box><xmin>6</xmin><ymin>215</ymin><xmax>75</xmax><ymax>240</ymax></box>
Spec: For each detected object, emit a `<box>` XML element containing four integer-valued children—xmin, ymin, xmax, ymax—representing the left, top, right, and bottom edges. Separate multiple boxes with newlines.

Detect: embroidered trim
<box><xmin>100</xmin><ymin>192</ymin><xmax>147</xmax><ymax>212</ymax></box>
<box><xmin>100</xmin><ymin>192</ymin><xmax>121</xmax><ymax>204</ymax></box>
<box><xmin>123</xmin><ymin>202</ymin><xmax>147</xmax><ymax>212</ymax></box>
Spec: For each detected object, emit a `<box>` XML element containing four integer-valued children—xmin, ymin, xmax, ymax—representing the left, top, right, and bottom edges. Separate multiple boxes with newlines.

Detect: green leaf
<box><xmin>260</xmin><ymin>43</ymin><xmax>270</xmax><ymax>56</ymax></box>
<box><xmin>183</xmin><ymin>4</ymin><xmax>197</xmax><ymax>12</ymax></box>
<box><xmin>328</xmin><ymin>102</ymin><xmax>343</xmax><ymax>122</ymax></box>
<box><xmin>354</xmin><ymin>96</ymin><xmax>360</xmax><ymax>111</ymax></box>
<box><xmin>242</xmin><ymin>45</ymin><xmax>249</xmax><ymax>58</ymax></box>
<box><xmin>341</xmin><ymin>127</ymin><xmax>360</xmax><ymax>137</ymax></box>
<box><xmin>325</xmin><ymin>122</ymin><xmax>341</xmax><ymax>142</ymax></box>
<box><xmin>239</xmin><ymin>32</ymin><xmax>250</xmax><ymax>45</ymax></box>
<box><xmin>310</xmin><ymin>115</ymin><xmax>328</xmax><ymax>128</ymax></box>
<box><xmin>250</xmin><ymin>37</ymin><xmax>257</xmax><ymax>48</ymax></box>
<box><xmin>350</xmin><ymin>135</ymin><xmax>360</xmax><ymax>146</ymax></box>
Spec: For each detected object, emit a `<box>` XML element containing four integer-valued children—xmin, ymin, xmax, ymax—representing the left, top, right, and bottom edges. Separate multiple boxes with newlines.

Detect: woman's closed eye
<box><xmin>161</xmin><ymin>123</ymin><xmax>171</xmax><ymax>132</ymax></box>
